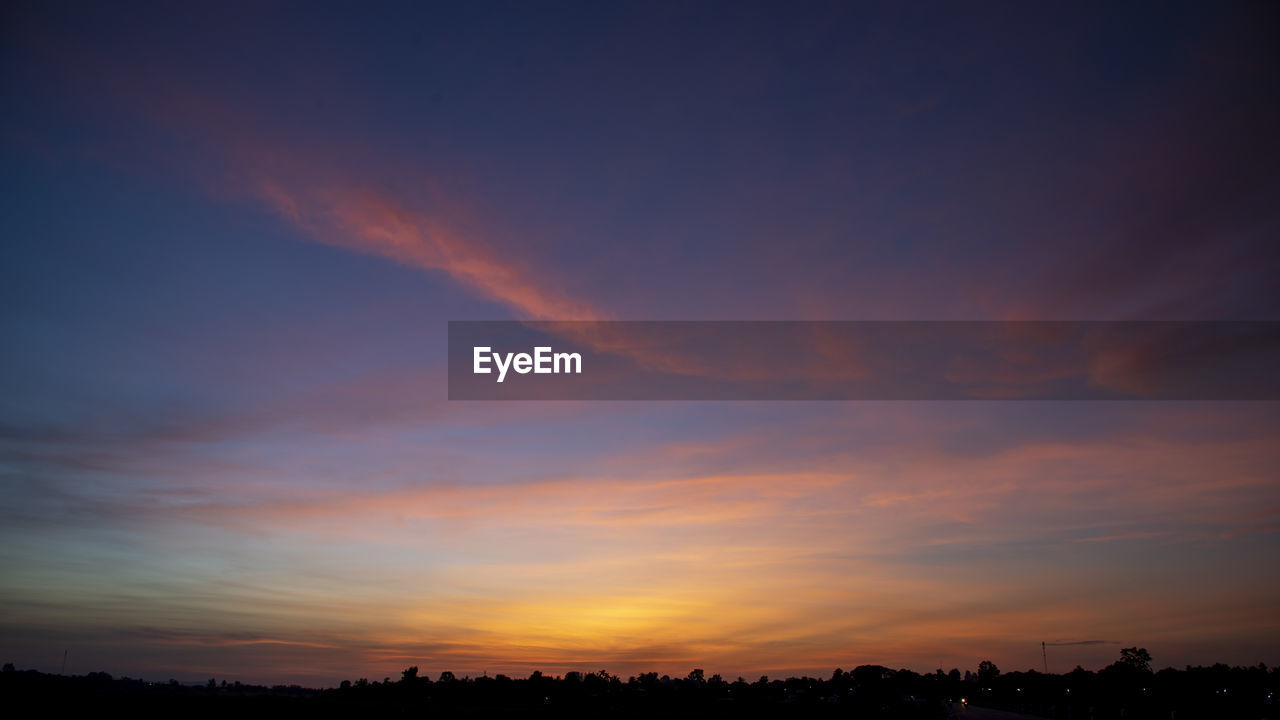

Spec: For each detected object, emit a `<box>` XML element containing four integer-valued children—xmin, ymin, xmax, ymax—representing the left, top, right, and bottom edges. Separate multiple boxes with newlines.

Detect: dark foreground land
<box><xmin>1</xmin><ymin>661</ymin><xmax>1275</xmax><ymax>719</ymax></box>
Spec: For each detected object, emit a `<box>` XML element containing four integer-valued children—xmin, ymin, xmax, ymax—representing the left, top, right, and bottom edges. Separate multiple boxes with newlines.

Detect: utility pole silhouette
<box><xmin>61</xmin><ymin>649</ymin><xmax>68</xmax><ymax>674</ymax></box>
<box><xmin>1042</xmin><ymin>641</ymin><xmax>1048</xmax><ymax>674</ymax></box>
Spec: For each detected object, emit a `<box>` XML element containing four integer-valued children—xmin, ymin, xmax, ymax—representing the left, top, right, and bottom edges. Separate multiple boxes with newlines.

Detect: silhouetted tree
<box><xmin>5</xmin><ymin>661</ymin><xmax>1279</xmax><ymax>717</ymax></box>
<box><xmin>1118</xmin><ymin>647</ymin><xmax>1152</xmax><ymax>673</ymax></box>
<box><xmin>400</xmin><ymin>666</ymin><xmax>418</xmax><ymax>683</ymax></box>
<box><xmin>978</xmin><ymin>660</ymin><xmax>999</xmax><ymax>684</ymax></box>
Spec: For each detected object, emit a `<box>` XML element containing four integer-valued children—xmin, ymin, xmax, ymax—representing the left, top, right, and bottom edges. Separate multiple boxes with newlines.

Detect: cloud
<box><xmin>1044</xmin><ymin>640</ymin><xmax>1118</xmax><ymax>647</ymax></box>
<box><xmin>252</xmin><ymin>177</ymin><xmax>600</xmax><ymax>321</ymax></box>
<box><xmin>29</xmin><ymin>46</ymin><xmax>603</xmax><ymax>324</ymax></box>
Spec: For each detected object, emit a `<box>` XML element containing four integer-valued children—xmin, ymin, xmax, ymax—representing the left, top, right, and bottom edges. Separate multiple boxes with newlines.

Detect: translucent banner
<box><xmin>448</xmin><ymin>321</ymin><xmax>1280</xmax><ymax>400</ymax></box>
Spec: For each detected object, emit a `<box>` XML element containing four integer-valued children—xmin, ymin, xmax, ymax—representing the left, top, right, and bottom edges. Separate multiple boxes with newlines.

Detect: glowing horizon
<box><xmin>2</xmin><ymin>1</ymin><xmax>1278</xmax><ymax>687</ymax></box>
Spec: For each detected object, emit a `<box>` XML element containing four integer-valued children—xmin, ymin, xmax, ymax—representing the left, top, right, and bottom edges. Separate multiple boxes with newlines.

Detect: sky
<box><xmin>2</xmin><ymin>1</ymin><xmax>1279</xmax><ymax>686</ymax></box>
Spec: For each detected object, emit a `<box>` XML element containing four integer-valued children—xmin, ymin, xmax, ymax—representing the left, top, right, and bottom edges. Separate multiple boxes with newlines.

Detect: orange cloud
<box><xmin>57</xmin><ymin>52</ymin><xmax>602</xmax><ymax>322</ymax></box>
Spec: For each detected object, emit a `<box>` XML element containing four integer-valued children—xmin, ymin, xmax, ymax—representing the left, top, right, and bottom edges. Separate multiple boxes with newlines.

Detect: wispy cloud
<box><xmin>43</xmin><ymin>50</ymin><xmax>602</xmax><ymax>323</ymax></box>
<box><xmin>1044</xmin><ymin>640</ymin><xmax>1118</xmax><ymax>647</ymax></box>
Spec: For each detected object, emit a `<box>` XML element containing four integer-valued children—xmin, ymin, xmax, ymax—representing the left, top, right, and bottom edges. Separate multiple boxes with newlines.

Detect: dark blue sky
<box><xmin>2</xmin><ymin>1</ymin><xmax>1278</xmax><ymax>685</ymax></box>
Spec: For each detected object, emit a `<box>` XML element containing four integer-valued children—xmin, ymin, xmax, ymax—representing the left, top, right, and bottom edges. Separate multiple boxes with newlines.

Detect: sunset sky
<box><xmin>2</xmin><ymin>2</ymin><xmax>1278</xmax><ymax>686</ymax></box>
